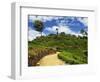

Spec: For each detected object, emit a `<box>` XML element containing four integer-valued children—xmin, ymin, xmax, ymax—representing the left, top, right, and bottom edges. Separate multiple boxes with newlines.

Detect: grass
<box><xmin>28</xmin><ymin>34</ymin><xmax>88</xmax><ymax>66</ymax></box>
<box><xmin>58</xmin><ymin>51</ymin><xmax>87</xmax><ymax>64</ymax></box>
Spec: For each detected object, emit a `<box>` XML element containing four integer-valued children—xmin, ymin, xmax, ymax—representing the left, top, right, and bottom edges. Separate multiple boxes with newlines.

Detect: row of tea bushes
<box><xmin>58</xmin><ymin>51</ymin><xmax>87</xmax><ymax>64</ymax></box>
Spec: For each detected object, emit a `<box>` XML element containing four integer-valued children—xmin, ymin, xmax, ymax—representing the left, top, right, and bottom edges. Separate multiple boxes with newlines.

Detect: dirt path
<box><xmin>37</xmin><ymin>52</ymin><xmax>65</xmax><ymax>66</ymax></box>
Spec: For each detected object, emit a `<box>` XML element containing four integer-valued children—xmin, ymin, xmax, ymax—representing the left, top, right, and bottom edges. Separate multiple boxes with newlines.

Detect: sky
<box><xmin>28</xmin><ymin>15</ymin><xmax>88</xmax><ymax>41</ymax></box>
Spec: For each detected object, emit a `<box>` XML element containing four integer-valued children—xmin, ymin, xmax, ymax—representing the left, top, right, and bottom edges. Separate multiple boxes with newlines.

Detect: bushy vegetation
<box><xmin>58</xmin><ymin>51</ymin><xmax>87</xmax><ymax>64</ymax></box>
<box><xmin>28</xmin><ymin>33</ymin><xmax>88</xmax><ymax>66</ymax></box>
<box><xmin>28</xmin><ymin>47</ymin><xmax>57</xmax><ymax>66</ymax></box>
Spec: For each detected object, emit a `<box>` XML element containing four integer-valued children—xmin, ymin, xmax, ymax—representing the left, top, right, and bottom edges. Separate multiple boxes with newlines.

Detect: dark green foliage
<box><xmin>80</xmin><ymin>29</ymin><xmax>88</xmax><ymax>36</ymax></box>
<box><xmin>60</xmin><ymin>32</ymin><xmax>66</xmax><ymax>36</ymax></box>
<box><xmin>58</xmin><ymin>51</ymin><xmax>87</xmax><ymax>64</ymax></box>
<box><xmin>34</xmin><ymin>20</ymin><xmax>44</xmax><ymax>36</ymax></box>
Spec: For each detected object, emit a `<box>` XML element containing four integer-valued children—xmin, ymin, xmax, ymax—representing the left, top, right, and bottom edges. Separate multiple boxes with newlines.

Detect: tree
<box><xmin>60</xmin><ymin>32</ymin><xmax>66</xmax><ymax>36</ymax></box>
<box><xmin>80</xmin><ymin>29</ymin><xmax>85</xmax><ymax>35</ymax></box>
<box><xmin>84</xmin><ymin>31</ymin><xmax>88</xmax><ymax>36</ymax></box>
<box><xmin>80</xmin><ymin>29</ymin><xmax>87</xmax><ymax>36</ymax></box>
<box><xmin>34</xmin><ymin>20</ymin><xmax>44</xmax><ymax>36</ymax></box>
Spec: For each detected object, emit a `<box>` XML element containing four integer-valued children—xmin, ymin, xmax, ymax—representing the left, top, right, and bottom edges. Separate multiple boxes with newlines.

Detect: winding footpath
<box><xmin>37</xmin><ymin>52</ymin><xmax>65</xmax><ymax>66</ymax></box>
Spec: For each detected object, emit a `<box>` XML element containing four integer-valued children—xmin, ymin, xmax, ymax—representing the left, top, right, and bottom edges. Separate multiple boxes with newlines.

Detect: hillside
<box><xmin>28</xmin><ymin>33</ymin><xmax>88</xmax><ymax>66</ymax></box>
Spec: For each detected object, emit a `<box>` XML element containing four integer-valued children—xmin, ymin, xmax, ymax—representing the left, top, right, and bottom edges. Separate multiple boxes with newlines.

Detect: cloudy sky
<box><xmin>28</xmin><ymin>15</ymin><xmax>88</xmax><ymax>41</ymax></box>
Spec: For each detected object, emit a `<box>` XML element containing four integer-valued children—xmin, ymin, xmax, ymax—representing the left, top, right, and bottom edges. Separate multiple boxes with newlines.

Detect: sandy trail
<box><xmin>37</xmin><ymin>52</ymin><xmax>65</xmax><ymax>66</ymax></box>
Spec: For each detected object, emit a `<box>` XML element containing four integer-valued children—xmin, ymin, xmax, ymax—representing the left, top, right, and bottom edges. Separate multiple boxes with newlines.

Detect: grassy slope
<box><xmin>28</xmin><ymin>34</ymin><xmax>88</xmax><ymax>65</ymax></box>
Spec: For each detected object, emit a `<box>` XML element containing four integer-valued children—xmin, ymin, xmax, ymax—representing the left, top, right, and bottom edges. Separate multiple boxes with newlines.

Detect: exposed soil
<box><xmin>37</xmin><ymin>52</ymin><xmax>65</xmax><ymax>66</ymax></box>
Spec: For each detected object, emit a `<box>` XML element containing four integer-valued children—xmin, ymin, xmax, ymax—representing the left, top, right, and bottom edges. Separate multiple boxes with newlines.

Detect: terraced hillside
<box><xmin>28</xmin><ymin>33</ymin><xmax>88</xmax><ymax>66</ymax></box>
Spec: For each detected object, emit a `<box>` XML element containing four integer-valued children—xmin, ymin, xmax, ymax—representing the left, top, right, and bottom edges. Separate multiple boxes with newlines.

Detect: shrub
<box><xmin>58</xmin><ymin>51</ymin><xmax>85</xmax><ymax>64</ymax></box>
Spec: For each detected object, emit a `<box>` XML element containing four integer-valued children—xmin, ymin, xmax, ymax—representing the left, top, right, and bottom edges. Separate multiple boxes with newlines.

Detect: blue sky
<box><xmin>28</xmin><ymin>15</ymin><xmax>88</xmax><ymax>41</ymax></box>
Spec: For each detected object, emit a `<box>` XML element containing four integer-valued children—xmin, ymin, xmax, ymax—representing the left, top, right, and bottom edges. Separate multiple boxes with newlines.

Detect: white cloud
<box><xmin>28</xmin><ymin>28</ymin><xmax>46</xmax><ymax>41</ymax></box>
<box><xmin>77</xmin><ymin>17</ymin><xmax>88</xmax><ymax>27</ymax></box>
<box><xmin>44</xmin><ymin>26</ymin><xmax>58</xmax><ymax>34</ymax></box>
<box><xmin>58</xmin><ymin>25</ymin><xmax>73</xmax><ymax>34</ymax></box>
<box><xmin>29</xmin><ymin>15</ymin><xmax>58</xmax><ymax>22</ymax></box>
<box><xmin>29</xmin><ymin>16</ymin><xmax>43</xmax><ymax>22</ymax></box>
<box><xmin>28</xmin><ymin>29</ymin><xmax>40</xmax><ymax>41</ymax></box>
<box><xmin>44</xmin><ymin>25</ymin><xmax>82</xmax><ymax>37</ymax></box>
<box><xmin>29</xmin><ymin>16</ymin><xmax>88</xmax><ymax>27</ymax></box>
<box><xmin>28</xmin><ymin>16</ymin><xmax>86</xmax><ymax>41</ymax></box>
<box><xmin>29</xmin><ymin>15</ymin><xmax>65</xmax><ymax>23</ymax></box>
<box><xmin>28</xmin><ymin>25</ymin><xmax>83</xmax><ymax>41</ymax></box>
<box><xmin>42</xmin><ymin>16</ymin><xmax>54</xmax><ymax>22</ymax></box>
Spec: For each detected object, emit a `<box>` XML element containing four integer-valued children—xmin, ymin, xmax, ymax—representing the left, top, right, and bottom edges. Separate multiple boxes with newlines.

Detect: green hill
<box><xmin>28</xmin><ymin>33</ymin><xmax>88</xmax><ymax>66</ymax></box>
